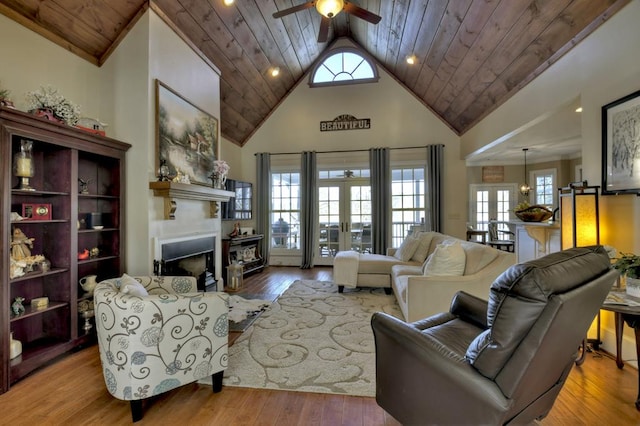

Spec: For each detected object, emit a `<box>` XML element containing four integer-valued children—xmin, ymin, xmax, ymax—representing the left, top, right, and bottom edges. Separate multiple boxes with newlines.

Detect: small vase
<box><xmin>626</xmin><ymin>276</ymin><xmax>640</xmax><ymax>298</ymax></box>
<box><xmin>212</xmin><ymin>173</ymin><xmax>227</xmax><ymax>189</ymax></box>
<box><xmin>10</xmin><ymin>332</ymin><xmax>22</xmax><ymax>360</ymax></box>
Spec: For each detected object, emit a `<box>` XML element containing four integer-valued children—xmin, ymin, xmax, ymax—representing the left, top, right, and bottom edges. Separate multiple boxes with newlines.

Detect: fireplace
<box><xmin>153</xmin><ymin>233</ymin><xmax>218</xmax><ymax>292</ymax></box>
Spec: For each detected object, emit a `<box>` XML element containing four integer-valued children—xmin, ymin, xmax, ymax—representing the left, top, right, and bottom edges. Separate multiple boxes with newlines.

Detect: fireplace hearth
<box><xmin>154</xmin><ymin>234</ymin><xmax>217</xmax><ymax>292</ymax></box>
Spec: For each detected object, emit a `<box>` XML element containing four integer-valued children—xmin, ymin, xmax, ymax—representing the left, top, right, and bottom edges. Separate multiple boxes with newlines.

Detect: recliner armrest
<box><xmin>450</xmin><ymin>291</ymin><xmax>489</xmax><ymax>329</ymax></box>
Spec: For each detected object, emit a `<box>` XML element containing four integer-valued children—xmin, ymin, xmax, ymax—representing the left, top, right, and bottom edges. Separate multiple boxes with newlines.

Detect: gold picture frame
<box><xmin>155</xmin><ymin>79</ymin><xmax>219</xmax><ymax>185</ymax></box>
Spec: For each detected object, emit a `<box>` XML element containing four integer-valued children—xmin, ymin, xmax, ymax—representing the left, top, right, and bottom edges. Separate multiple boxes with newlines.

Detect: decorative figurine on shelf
<box><xmin>9</xmin><ymin>257</ymin><xmax>27</xmax><ymax>279</ymax></box>
<box><xmin>78</xmin><ymin>178</ymin><xmax>92</xmax><ymax>194</ymax></box>
<box><xmin>157</xmin><ymin>159</ymin><xmax>171</xmax><ymax>181</ymax></box>
<box><xmin>229</xmin><ymin>222</ymin><xmax>241</xmax><ymax>238</ymax></box>
<box><xmin>11</xmin><ymin>296</ymin><xmax>25</xmax><ymax>316</ymax></box>
<box><xmin>78</xmin><ymin>249</ymin><xmax>90</xmax><ymax>260</ymax></box>
<box><xmin>10</xmin><ymin>228</ymin><xmax>34</xmax><ymax>260</ymax></box>
<box><xmin>172</xmin><ymin>168</ymin><xmax>190</xmax><ymax>184</ymax></box>
<box><xmin>90</xmin><ymin>247</ymin><xmax>99</xmax><ymax>258</ymax></box>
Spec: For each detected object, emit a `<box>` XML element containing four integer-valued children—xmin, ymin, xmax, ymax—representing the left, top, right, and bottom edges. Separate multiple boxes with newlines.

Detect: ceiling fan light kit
<box><xmin>316</xmin><ymin>0</ymin><xmax>344</xmax><ymax>18</ymax></box>
<box><xmin>273</xmin><ymin>0</ymin><xmax>381</xmax><ymax>43</ymax></box>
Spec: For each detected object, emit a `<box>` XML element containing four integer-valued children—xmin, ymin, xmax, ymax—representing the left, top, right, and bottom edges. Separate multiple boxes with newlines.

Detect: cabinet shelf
<box><xmin>11</xmin><ymin>189</ymin><xmax>69</xmax><ymax>197</ymax></box>
<box><xmin>78</xmin><ymin>227</ymin><xmax>118</xmax><ymax>233</ymax></box>
<box><xmin>78</xmin><ymin>194</ymin><xmax>119</xmax><ymax>200</ymax></box>
<box><xmin>77</xmin><ymin>255</ymin><xmax>118</xmax><ymax>265</ymax></box>
<box><xmin>10</xmin><ymin>301</ymin><xmax>68</xmax><ymax>322</ymax></box>
<box><xmin>9</xmin><ymin>268</ymin><xmax>68</xmax><ymax>284</ymax></box>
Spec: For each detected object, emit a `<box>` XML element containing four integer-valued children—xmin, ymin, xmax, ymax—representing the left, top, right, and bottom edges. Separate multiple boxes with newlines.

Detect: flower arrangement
<box><xmin>213</xmin><ymin>160</ymin><xmax>230</xmax><ymax>176</ymax></box>
<box><xmin>25</xmin><ymin>86</ymin><xmax>81</xmax><ymax>126</ymax></box>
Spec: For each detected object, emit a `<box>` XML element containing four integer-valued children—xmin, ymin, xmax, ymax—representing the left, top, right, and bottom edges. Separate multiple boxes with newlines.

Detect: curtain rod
<box><xmin>254</xmin><ymin>145</ymin><xmax>442</xmax><ymax>156</ymax></box>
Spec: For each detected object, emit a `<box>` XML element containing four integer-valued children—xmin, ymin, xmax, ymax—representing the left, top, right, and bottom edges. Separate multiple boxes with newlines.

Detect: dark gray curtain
<box><xmin>256</xmin><ymin>152</ymin><xmax>271</xmax><ymax>265</ymax></box>
<box><xmin>426</xmin><ymin>144</ymin><xmax>444</xmax><ymax>232</ymax></box>
<box><xmin>300</xmin><ymin>151</ymin><xmax>317</xmax><ymax>268</ymax></box>
<box><xmin>370</xmin><ymin>148</ymin><xmax>390</xmax><ymax>254</ymax></box>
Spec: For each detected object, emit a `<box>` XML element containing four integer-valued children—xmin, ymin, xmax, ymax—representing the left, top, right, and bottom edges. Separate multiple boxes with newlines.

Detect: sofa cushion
<box><xmin>411</xmin><ymin>232</ymin><xmax>436</xmax><ymax>263</ymax></box>
<box><xmin>359</xmin><ymin>253</ymin><xmax>419</xmax><ymax>274</ymax></box>
<box><xmin>461</xmin><ymin>242</ymin><xmax>499</xmax><ymax>275</ymax></box>
<box><xmin>392</xmin><ymin>264</ymin><xmax>423</xmax><ymax>278</ymax></box>
<box><xmin>423</xmin><ymin>241</ymin><xmax>466</xmax><ymax>277</ymax></box>
<box><xmin>465</xmin><ymin>246</ymin><xmax>611</xmax><ymax>379</ymax></box>
<box><xmin>394</xmin><ymin>235</ymin><xmax>420</xmax><ymax>262</ymax></box>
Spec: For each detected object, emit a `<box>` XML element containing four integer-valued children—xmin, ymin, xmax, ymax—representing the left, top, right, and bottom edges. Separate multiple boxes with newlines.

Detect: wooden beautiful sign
<box><xmin>320</xmin><ymin>114</ymin><xmax>371</xmax><ymax>132</ymax></box>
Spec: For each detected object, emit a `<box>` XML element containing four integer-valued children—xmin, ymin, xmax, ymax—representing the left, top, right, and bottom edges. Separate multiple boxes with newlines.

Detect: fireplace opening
<box><xmin>154</xmin><ymin>236</ymin><xmax>216</xmax><ymax>292</ymax></box>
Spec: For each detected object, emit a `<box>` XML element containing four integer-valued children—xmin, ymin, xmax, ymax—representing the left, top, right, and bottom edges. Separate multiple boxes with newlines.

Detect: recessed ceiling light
<box><xmin>223</xmin><ymin>0</ymin><xmax>234</xmax><ymax>5</ymax></box>
<box><xmin>406</xmin><ymin>55</ymin><xmax>417</xmax><ymax>65</ymax></box>
<box><xmin>575</xmin><ymin>107</ymin><xmax>583</xmax><ymax>113</ymax></box>
<box><xmin>270</xmin><ymin>67</ymin><xmax>280</xmax><ymax>77</ymax></box>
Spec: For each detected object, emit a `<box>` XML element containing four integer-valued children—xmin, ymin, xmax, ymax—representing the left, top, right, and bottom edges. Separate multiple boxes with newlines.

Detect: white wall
<box><xmin>241</xmin><ymin>39</ymin><xmax>464</xmax><ymax>239</ymax></box>
<box><xmin>0</xmin><ymin>14</ymin><xmax>114</xmax><ymax>130</ymax></box>
<box><xmin>461</xmin><ymin>0</ymin><xmax>640</xmax><ymax>365</ymax></box>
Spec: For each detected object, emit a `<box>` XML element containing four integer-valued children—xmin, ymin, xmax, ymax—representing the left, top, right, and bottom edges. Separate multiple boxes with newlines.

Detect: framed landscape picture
<box><xmin>155</xmin><ymin>80</ymin><xmax>219</xmax><ymax>185</ymax></box>
<box><xmin>602</xmin><ymin>89</ymin><xmax>640</xmax><ymax>195</ymax></box>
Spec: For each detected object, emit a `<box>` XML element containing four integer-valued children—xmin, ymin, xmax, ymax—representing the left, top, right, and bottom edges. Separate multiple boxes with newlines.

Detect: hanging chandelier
<box><xmin>519</xmin><ymin>148</ymin><xmax>531</xmax><ymax>196</ymax></box>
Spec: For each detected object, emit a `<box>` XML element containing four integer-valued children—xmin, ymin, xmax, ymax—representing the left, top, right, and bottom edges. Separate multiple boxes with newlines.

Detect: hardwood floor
<box><xmin>1</xmin><ymin>266</ymin><xmax>640</xmax><ymax>425</ymax></box>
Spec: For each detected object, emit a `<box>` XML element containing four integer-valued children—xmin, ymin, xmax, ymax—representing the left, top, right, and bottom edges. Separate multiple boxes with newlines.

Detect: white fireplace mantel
<box><xmin>149</xmin><ymin>181</ymin><xmax>235</xmax><ymax>220</ymax></box>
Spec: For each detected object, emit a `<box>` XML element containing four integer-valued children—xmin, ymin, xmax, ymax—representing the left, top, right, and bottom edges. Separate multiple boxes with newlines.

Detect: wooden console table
<box><xmin>222</xmin><ymin>235</ymin><xmax>265</xmax><ymax>277</ymax></box>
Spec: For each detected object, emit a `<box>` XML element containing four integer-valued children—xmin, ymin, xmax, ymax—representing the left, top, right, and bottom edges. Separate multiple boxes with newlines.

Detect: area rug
<box><xmin>217</xmin><ymin>279</ymin><xmax>402</xmax><ymax>397</ymax></box>
<box><xmin>228</xmin><ymin>294</ymin><xmax>276</xmax><ymax>332</ymax></box>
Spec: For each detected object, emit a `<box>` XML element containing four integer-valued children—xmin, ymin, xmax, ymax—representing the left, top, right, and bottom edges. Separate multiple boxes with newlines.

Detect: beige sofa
<box><xmin>334</xmin><ymin>232</ymin><xmax>515</xmax><ymax>322</ymax></box>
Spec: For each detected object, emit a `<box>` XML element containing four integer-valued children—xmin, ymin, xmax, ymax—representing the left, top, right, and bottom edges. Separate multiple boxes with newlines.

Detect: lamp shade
<box><xmin>559</xmin><ymin>185</ymin><xmax>600</xmax><ymax>249</ymax></box>
<box><xmin>316</xmin><ymin>0</ymin><xmax>344</xmax><ymax>18</ymax></box>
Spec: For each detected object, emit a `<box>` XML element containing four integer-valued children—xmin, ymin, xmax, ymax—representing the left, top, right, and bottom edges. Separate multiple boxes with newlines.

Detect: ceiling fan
<box><xmin>272</xmin><ymin>0</ymin><xmax>382</xmax><ymax>43</ymax></box>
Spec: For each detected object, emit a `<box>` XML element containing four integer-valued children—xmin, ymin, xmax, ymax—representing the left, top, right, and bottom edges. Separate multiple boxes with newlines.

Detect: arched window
<box><xmin>309</xmin><ymin>47</ymin><xmax>379</xmax><ymax>87</ymax></box>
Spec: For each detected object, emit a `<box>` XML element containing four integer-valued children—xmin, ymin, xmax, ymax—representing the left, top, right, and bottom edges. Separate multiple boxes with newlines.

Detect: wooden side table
<box><xmin>601</xmin><ymin>291</ymin><xmax>640</xmax><ymax>410</ymax></box>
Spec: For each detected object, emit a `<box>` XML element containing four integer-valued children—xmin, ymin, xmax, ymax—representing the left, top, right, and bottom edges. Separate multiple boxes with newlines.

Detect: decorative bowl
<box><xmin>515</xmin><ymin>205</ymin><xmax>553</xmax><ymax>222</ymax></box>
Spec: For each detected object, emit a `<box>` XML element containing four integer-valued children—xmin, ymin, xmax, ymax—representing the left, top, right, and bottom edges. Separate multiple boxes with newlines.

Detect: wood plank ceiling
<box><xmin>0</xmin><ymin>0</ymin><xmax>630</xmax><ymax>146</ymax></box>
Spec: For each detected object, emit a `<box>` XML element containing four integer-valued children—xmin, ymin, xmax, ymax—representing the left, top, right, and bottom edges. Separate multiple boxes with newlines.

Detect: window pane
<box><xmin>391</xmin><ymin>167</ymin><xmax>426</xmax><ymax>247</ymax></box>
<box><xmin>270</xmin><ymin>172</ymin><xmax>301</xmax><ymax>249</ymax></box>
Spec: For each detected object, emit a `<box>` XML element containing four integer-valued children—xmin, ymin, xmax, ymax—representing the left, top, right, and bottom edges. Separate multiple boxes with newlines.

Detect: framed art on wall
<box><xmin>155</xmin><ymin>79</ymin><xmax>219</xmax><ymax>185</ymax></box>
<box><xmin>602</xmin><ymin>89</ymin><xmax>640</xmax><ymax>195</ymax></box>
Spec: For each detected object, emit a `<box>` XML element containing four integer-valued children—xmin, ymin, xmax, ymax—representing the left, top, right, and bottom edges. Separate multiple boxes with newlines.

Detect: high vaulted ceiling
<box><xmin>0</xmin><ymin>0</ymin><xmax>630</xmax><ymax>146</ymax></box>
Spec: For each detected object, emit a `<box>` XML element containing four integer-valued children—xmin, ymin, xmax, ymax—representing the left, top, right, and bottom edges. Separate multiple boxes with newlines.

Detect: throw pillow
<box><xmin>119</xmin><ymin>273</ymin><xmax>149</xmax><ymax>297</ymax></box>
<box><xmin>411</xmin><ymin>232</ymin><xmax>435</xmax><ymax>263</ymax></box>
<box><xmin>393</xmin><ymin>235</ymin><xmax>420</xmax><ymax>262</ymax></box>
<box><xmin>423</xmin><ymin>241</ymin><xmax>466</xmax><ymax>277</ymax></box>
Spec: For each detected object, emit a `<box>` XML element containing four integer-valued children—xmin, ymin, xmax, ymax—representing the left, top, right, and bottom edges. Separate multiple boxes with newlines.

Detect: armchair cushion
<box><xmin>118</xmin><ymin>273</ymin><xmax>149</xmax><ymax>297</ymax></box>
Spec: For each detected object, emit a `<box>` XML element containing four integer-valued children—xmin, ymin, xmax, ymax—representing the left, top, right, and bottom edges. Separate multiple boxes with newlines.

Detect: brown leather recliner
<box><xmin>371</xmin><ymin>245</ymin><xmax>616</xmax><ymax>425</ymax></box>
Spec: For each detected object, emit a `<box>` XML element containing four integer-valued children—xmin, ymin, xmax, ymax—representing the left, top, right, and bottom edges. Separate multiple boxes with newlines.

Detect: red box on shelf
<box><xmin>22</xmin><ymin>203</ymin><xmax>52</xmax><ymax>220</ymax></box>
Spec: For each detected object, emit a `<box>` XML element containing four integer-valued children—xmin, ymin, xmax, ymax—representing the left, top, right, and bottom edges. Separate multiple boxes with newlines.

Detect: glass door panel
<box><xmin>316</xmin><ymin>180</ymin><xmax>371</xmax><ymax>264</ymax></box>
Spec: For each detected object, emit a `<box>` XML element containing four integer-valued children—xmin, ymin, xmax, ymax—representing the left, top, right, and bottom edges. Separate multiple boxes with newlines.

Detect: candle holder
<box><xmin>13</xmin><ymin>139</ymin><xmax>35</xmax><ymax>191</ymax></box>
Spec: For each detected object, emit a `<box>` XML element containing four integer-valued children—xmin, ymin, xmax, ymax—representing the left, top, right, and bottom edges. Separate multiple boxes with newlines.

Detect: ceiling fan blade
<box><xmin>272</xmin><ymin>1</ymin><xmax>315</xmax><ymax>19</ymax></box>
<box><xmin>317</xmin><ymin>15</ymin><xmax>330</xmax><ymax>43</ymax></box>
<box><xmin>343</xmin><ymin>1</ymin><xmax>381</xmax><ymax>24</ymax></box>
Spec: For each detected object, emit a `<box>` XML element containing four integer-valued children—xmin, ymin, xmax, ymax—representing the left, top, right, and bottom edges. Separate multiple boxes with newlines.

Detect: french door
<box><xmin>316</xmin><ymin>179</ymin><xmax>372</xmax><ymax>265</ymax></box>
<box><xmin>469</xmin><ymin>183</ymin><xmax>517</xmax><ymax>235</ymax></box>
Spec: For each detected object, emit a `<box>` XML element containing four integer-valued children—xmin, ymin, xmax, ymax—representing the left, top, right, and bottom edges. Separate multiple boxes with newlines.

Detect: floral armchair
<box><xmin>94</xmin><ymin>275</ymin><xmax>228</xmax><ymax>422</ymax></box>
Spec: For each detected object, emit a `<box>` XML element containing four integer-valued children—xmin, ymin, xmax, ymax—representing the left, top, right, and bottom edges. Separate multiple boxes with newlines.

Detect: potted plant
<box><xmin>25</xmin><ymin>86</ymin><xmax>80</xmax><ymax>126</ymax></box>
<box><xmin>613</xmin><ymin>252</ymin><xmax>640</xmax><ymax>297</ymax></box>
<box><xmin>0</xmin><ymin>83</ymin><xmax>14</xmax><ymax>107</ymax></box>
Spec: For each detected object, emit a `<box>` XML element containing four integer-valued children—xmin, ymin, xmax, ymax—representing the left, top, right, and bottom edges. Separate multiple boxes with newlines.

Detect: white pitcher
<box><xmin>79</xmin><ymin>275</ymin><xmax>98</xmax><ymax>294</ymax></box>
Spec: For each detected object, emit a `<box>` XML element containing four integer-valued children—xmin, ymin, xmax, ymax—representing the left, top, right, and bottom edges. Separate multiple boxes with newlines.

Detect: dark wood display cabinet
<box><xmin>0</xmin><ymin>106</ymin><xmax>130</xmax><ymax>393</ymax></box>
<box><xmin>222</xmin><ymin>235</ymin><xmax>265</xmax><ymax>278</ymax></box>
